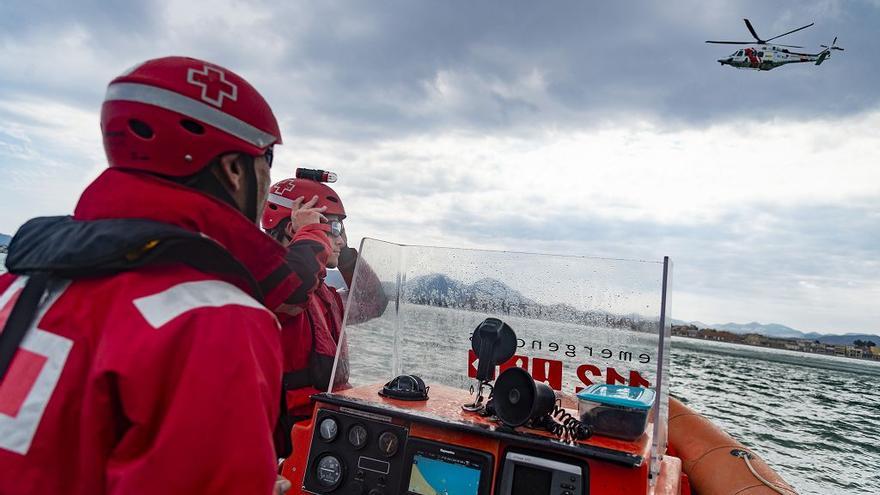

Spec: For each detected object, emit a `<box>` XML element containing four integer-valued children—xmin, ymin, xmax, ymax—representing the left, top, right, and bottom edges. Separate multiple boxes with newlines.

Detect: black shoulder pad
<box><xmin>7</xmin><ymin>216</ymin><xmax>196</xmax><ymax>276</ymax></box>
<box><xmin>6</xmin><ymin>216</ymin><xmax>262</xmax><ymax>300</ymax></box>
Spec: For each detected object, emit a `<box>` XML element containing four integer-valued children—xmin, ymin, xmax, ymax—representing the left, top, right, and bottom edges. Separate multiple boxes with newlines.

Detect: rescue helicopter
<box><xmin>707</xmin><ymin>18</ymin><xmax>844</xmax><ymax>71</ymax></box>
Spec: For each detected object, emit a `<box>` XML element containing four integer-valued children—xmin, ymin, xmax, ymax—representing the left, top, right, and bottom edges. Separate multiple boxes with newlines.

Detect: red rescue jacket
<box><xmin>281</xmin><ymin>252</ymin><xmax>388</xmax><ymax>419</ymax></box>
<box><xmin>282</xmin><ymin>282</ymin><xmax>346</xmax><ymax>418</ymax></box>
<box><xmin>0</xmin><ymin>169</ymin><xmax>327</xmax><ymax>495</ymax></box>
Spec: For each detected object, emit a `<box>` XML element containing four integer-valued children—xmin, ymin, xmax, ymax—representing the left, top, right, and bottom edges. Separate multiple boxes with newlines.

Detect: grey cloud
<box><xmin>267</xmin><ymin>0</ymin><xmax>880</xmax><ymax>139</ymax></box>
<box><xmin>3</xmin><ymin>0</ymin><xmax>879</xmax><ymax>140</ymax></box>
<box><xmin>0</xmin><ymin>0</ymin><xmax>159</xmax><ymax>34</ymax></box>
<box><xmin>0</xmin><ymin>0</ymin><xmax>162</xmax><ymax>109</ymax></box>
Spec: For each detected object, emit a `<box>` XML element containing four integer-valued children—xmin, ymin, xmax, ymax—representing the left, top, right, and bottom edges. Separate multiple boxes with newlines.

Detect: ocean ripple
<box><xmin>672</xmin><ymin>337</ymin><xmax>880</xmax><ymax>495</ymax></box>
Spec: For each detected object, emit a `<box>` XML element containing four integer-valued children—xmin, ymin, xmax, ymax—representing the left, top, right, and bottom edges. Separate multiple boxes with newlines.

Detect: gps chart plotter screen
<box><xmin>407</xmin><ymin>454</ymin><xmax>481</xmax><ymax>495</ymax></box>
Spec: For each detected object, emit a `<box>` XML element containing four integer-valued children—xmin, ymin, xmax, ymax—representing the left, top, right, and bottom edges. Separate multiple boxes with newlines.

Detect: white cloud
<box><xmin>0</xmin><ymin>25</ymin><xmax>112</xmax><ymax>100</ymax></box>
<box><xmin>0</xmin><ymin>96</ymin><xmax>104</xmax><ymax>224</ymax></box>
<box><xmin>291</xmin><ymin>111</ymin><xmax>880</xmax><ymax>240</ymax></box>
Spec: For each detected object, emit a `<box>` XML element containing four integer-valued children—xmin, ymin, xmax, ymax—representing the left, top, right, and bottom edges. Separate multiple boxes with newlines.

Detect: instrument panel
<box><xmin>303</xmin><ymin>409</ymin><xmax>408</xmax><ymax>495</ymax></box>
<box><xmin>302</xmin><ymin>407</ymin><xmax>590</xmax><ymax>495</ymax></box>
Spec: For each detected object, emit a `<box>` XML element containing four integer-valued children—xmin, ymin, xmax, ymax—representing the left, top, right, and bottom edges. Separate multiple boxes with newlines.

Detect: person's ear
<box><xmin>285</xmin><ymin>220</ymin><xmax>296</xmax><ymax>238</ymax></box>
<box><xmin>215</xmin><ymin>153</ymin><xmax>246</xmax><ymax>193</ymax></box>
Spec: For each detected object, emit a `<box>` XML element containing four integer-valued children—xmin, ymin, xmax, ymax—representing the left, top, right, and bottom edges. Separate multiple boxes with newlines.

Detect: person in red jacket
<box><xmin>262</xmin><ymin>176</ymin><xmax>349</xmax><ymax>421</ymax></box>
<box><xmin>262</xmin><ymin>175</ymin><xmax>386</xmax><ymax>422</ymax></box>
<box><xmin>0</xmin><ymin>57</ymin><xmax>323</xmax><ymax>494</ymax></box>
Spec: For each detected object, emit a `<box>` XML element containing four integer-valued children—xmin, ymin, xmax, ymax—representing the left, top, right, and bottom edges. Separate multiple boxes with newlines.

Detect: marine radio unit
<box><xmin>497</xmin><ymin>450</ymin><xmax>586</xmax><ymax>495</ymax></box>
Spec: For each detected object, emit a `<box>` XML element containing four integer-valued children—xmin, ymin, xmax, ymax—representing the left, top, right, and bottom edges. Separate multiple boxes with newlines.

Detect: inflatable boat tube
<box><xmin>668</xmin><ymin>397</ymin><xmax>798</xmax><ymax>495</ymax></box>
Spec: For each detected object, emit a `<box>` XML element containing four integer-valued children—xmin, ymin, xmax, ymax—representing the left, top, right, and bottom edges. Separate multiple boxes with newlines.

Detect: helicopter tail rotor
<box><xmin>816</xmin><ymin>36</ymin><xmax>844</xmax><ymax>65</ymax></box>
<box><xmin>819</xmin><ymin>36</ymin><xmax>844</xmax><ymax>51</ymax></box>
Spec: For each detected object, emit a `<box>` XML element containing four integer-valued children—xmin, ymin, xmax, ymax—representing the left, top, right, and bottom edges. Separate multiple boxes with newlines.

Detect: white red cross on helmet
<box><xmin>186</xmin><ymin>65</ymin><xmax>238</xmax><ymax>108</ymax></box>
<box><xmin>272</xmin><ymin>179</ymin><xmax>296</xmax><ymax>195</ymax></box>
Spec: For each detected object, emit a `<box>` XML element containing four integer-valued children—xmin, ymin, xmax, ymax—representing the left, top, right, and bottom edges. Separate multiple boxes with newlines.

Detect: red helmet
<box><xmin>101</xmin><ymin>56</ymin><xmax>281</xmax><ymax>177</ymax></box>
<box><xmin>261</xmin><ymin>178</ymin><xmax>346</xmax><ymax>230</ymax></box>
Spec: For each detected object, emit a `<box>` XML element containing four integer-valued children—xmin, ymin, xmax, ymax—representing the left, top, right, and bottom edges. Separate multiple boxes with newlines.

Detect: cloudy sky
<box><xmin>1</xmin><ymin>0</ymin><xmax>878</xmax><ymax>334</ymax></box>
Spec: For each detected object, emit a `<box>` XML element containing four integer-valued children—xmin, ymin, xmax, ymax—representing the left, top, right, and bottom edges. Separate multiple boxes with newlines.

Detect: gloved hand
<box><xmin>338</xmin><ymin>246</ymin><xmax>358</xmax><ymax>273</ymax></box>
<box><xmin>274</xmin><ymin>475</ymin><xmax>291</xmax><ymax>494</ymax></box>
<box><xmin>338</xmin><ymin>246</ymin><xmax>358</xmax><ymax>288</ymax></box>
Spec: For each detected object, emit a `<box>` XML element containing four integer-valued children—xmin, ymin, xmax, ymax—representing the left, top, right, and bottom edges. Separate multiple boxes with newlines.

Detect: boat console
<box><xmin>287</xmin><ymin>380</ymin><xmax>665</xmax><ymax>495</ymax></box>
<box><xmin>282</xmin><ymin>239</ymin><xmax>681</xmax><ymax>495</ymax></box>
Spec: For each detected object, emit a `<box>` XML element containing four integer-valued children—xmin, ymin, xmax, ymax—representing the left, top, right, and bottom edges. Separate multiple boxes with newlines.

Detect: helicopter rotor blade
<box><xmin>705</xmin><ymin>40</ymin><xmax>753</xmax><ymax>45</ymax></box>
<box><xmin>743</xmin><ymin>18</ymin><xmax>764</xmax><ymax>43</ymax></box>
<box><xmin>765</xmin><ymin>22</ymin><xmax>814</xmax><ymax>42</ymax></box>
<box><xmin>831</xmin><ymin>36</ymin><xmax>844</xmax><ymax>50</ymax></box>
<box><xmin>770</xmin><ymin>43</ymin><xmax>803</xmax><ymax>49</ymax></box>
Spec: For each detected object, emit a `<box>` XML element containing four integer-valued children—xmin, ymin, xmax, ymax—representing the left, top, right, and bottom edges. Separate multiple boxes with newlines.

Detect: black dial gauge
<box><xmin>377</xmin><ymin>431</ymin><xmax>399</xmax><ymax>457</ymax></box>
<box><xmin>348</xmin><ymin>424</ymin><xmax>368</xmax><ymax>449</ymax></box>
<box><xmin>318</xmin><ymin>417</ymin><xmax>339</xmax><ymax>442</ymax></box>
<box><xmin>315</xmin><ymin>454</ymin><xmax>343</xmax><ymax>489</ymax></box>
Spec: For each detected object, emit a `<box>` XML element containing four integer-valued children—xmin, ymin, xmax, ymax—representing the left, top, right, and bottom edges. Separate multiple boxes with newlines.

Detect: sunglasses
<box><xmin>263</xmin><ymin>146</ymin><xmax>274</xmax><ymax>168</ymax></box>
<box><xmin>327</xmin><ymin>219</ymin><xmax>344</xmax><ymax>238</ymax></box>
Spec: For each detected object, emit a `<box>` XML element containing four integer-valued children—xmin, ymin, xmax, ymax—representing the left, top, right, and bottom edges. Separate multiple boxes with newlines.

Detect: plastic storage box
<box><xmin>576</xmin><ymin>385</ymin><xmax>655</xmax><ymax>440</ymax></box>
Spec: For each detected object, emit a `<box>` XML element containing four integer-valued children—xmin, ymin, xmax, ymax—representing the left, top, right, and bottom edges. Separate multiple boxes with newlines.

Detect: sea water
<box><xmin>673</xmin><ymin>337</ymin><xmax>880</xmax><ymax>495</ymax></box>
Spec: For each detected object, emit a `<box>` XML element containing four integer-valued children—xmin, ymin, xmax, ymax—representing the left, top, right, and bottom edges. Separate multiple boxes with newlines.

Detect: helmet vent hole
<box><xmin>269</xmin><ymin>204</ymin><xmax>278</xmax><ymax>210</ymax></box>
<box><xmin>180</xmin><ymin>119</ymin><xmax>205</xmax><ymax>135</ymax></box>
<box><xmin>326</xmin><ymin>196</ymin><xmax>339</xmax><ymax>203</ymax></box>
<box><xmin>128</xmin><ymin>119</ymin><xmax>154</xmax><ymax>139</ymax></box>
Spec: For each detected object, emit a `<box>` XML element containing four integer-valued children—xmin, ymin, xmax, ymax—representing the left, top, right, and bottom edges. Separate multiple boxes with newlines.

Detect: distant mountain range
<box><xmin>401</xmin><ymin>274</ymin><xmax>878</xmax><ymax>343</ymax></box>
<box><xmin>0</xmin><ymin>233</ymin><xmax>10</xmax><ymax>246</ymax></box>
<box><xmin>673</xmin><ymin>319</ymin><xmax>879</xmax><ymax>346</ymax></box>
<box><xmin>405</xmin><ymin>273</ymin><xmax>657</xmax><ymax>332</ymax></box>
<box><xmin>402</xmin><ymin>274</ymin><xmax>879</xmax><ymax>344</ymax></box>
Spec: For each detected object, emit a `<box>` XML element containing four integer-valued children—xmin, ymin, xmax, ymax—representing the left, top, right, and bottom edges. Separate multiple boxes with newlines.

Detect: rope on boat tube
<box><xmin>731</xmin><ymin>449</ymin><xmax>797</xmax><ymax>495</ymax></box>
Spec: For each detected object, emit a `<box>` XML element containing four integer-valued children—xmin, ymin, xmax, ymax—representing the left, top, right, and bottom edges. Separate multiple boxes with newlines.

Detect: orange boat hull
<box><xmin>668</xmin><ymin>397</ymin><xmax>796</xmax><ymax>495</ymax></box>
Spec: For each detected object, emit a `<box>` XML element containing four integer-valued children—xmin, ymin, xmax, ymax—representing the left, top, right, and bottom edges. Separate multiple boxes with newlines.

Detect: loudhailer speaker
<box><xmin>493</xmin><ymin>367</ymin><xmax>556</xmax><ymax>427</ymax></box>
<box><xmin>470</xmin><ymin>318</ymin><xmax>517</xmax><ymax>382</ymax></box>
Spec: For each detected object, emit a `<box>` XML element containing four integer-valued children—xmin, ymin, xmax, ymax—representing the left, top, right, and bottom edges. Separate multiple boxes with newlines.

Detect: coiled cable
<box><xmin>533</xmin><ymin>400</ymin><xmax>592</xmax><ymax>443</ymax></box>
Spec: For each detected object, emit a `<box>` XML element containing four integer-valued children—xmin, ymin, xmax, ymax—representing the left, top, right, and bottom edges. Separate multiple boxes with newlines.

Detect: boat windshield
<box><xmin>330</xmin><ymin>238</ymin><xmax>672</xmax><ymax>478</ymax></box>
